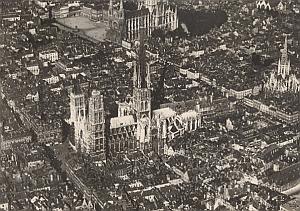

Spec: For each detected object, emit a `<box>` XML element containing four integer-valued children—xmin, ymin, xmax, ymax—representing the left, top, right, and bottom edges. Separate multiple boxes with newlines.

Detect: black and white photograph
<box><xmin>0</xmin><ymin>0</ymin><xmax>300</xmax><ymax>210</ymax></box>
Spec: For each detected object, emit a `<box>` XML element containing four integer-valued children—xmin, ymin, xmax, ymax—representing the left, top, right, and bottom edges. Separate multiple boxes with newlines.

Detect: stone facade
<box><xmin>265</xmin><ymin>36</ymin><xmax>300</xmax><ymax>94</ymax></box>
<box><xmin>107</xmin><ymin>0</ymin><xmax>178</xmax><ymax>43</ymax></box>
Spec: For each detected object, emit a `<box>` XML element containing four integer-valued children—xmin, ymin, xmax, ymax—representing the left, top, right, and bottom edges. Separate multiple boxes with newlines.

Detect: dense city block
<box><xmin>0</xmin><ymin>0</ymin><xmax>300</xmax><ymax>210</ymax></box>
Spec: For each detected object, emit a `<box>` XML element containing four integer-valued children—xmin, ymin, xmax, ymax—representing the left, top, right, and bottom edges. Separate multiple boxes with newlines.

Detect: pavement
<box><xmin>56</xmin><ymin>16</ymin><xmax>108</xmax><ymax>42</ymax></box>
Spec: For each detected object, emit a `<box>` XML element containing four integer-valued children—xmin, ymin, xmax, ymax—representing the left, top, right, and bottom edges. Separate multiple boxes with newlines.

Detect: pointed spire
<box><xmin>119</xmin><ymin>0</ymin><xmax>124</xmax><ymax>19</ymax></box>
<box><xmin>0</xmin><ymin>77</ymin><xmax>3</xmax><ymax>100</ymax></box>
<box><xmin>0</xmin><ymin>77</ymin><xmax>4</xmax><ymax>147</ymax></box>
<box><xmin>283</xmin><ymin>35</ymin><xmax>288</xmax><ymax>54</ymax></box>
<box><xmin>109</xmin><ymin>0</ymin><xmax>114</xmax><ymax>16</ymax></box>
<box><xmin>119</xmin><ymin>0</ymin><xmax>123</xmax><ymax>10</ymax></box>
<box><xmin>280</xmin><ymin>35</ymin><xmax>289</xmax><ymax>66</ymax></box>
<box><xmin>0</xmin><ymin>77</ymin><xmax>3</xmax><ymax>113</ymax></box>
<box><xmin>134</xmin><ymin>25</ymin><xmax>148</xmax><ymax>89</ymax></box>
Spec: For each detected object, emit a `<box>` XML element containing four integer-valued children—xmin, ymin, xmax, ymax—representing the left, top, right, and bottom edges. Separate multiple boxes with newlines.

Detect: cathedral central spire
<box><xmin>132</xmin><ymin>26</ymin><xmax>152</xmax><ymax>152</ymax></box>
<box><xmin>0</xmin><ymin>78</ymin><xmax>4</xmax><ymax>146</ymax></box>
<box><xmin>0</xmin><ymin>77</ymin><xmax>3</xmax><ymax>117</ymax></box>
<box><xmin>119</xmin><ymin>0</ymin><xmax>123</xmax><ymax>10</ymax></box>
<box><xmin>281</xmin><ymin>35</ymin><xmax>288</xmax><ymax>64</ymax></box>
<box><xmin>109</xmin><ymin>0</ymin><xmax>113</xmax><ymax>10</ymax></box>
<box><xmin>135</xmin><ymin>26</ymin><xmax>148</xmax><ymax>89</ymax></box>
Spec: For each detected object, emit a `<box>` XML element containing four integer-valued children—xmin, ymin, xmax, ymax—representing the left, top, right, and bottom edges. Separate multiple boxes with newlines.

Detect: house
<box><xmin>256</xmin><ymin>0</ymin><xmax>286</xmax><ymax>11</ymax></box>
<box><xmin>39</xmin><ymin>50</ymin><xmax>59</xmax><ymax>63</ymax></box>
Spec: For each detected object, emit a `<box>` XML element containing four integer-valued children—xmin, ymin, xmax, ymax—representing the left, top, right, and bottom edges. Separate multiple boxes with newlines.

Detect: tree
<box><xmin>124</xmin><ymin>1</ymin><xmax>138</xmax><ymax>11</ymax></box>
<box><xmin>178</xmin><ymin>8</ymin><xmax>228</xmax><ymax>36</ymax></box>
<box><xmin>252</xmin><ymin>53</ymin><xmax>261</xmax><ymax>66</ymax></box>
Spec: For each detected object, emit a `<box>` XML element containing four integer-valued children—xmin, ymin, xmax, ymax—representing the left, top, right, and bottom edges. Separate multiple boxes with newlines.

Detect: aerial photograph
<box><xmin>0</xmin><ymin>0</ymin><xmax>300</xmax><ymax>210</ymax></box>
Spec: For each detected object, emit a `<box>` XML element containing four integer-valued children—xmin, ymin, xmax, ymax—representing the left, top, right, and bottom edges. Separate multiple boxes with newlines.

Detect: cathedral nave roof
<box><xmin>110</xmin><ymin>115</ymin><xmax>135</xmax><ymax>129</ymax></box>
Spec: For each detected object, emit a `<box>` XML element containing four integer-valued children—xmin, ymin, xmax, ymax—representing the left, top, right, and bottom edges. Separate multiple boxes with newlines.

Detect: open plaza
<box><xmin>56</xmin><ymin>16</ymin><xmax>108</xmax><ymax>41</ymax></box>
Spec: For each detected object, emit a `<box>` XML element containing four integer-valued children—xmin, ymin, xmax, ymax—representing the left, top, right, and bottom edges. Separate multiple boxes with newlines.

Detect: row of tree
<box><xmin>151</xmin><ymin>8</ymin><xmax>228</xmax><ymax>40</ymax></box>
<box><xmin>178</xmin><ymin>9</ymin><xmax>228</xmax><ymax>36</ymax></box>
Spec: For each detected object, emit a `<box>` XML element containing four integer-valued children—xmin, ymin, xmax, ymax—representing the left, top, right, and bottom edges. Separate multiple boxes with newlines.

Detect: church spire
<box><xmin>135</xmin><ymin>26</ymin><xmax>148</xmax><ymax>89</ymax></box>
<box><xmin>109</xmin><ymin>0</ymin><xmax>113</xmax><ymax>15</ymax></box>
<box><xmin>119</xmin><ymin>0</ymin><xmax>124</xmax><ymax>19</ymax></box>
<box><xmin>119</xmin><ymin>0</ymin><xmax>123</xmax><ymax>10</ymax></box>
<box><xmin>281</xmin><ymin>35</ymin><xmax>288</xmax><ymax>64</ymax></box>
<box><xmin>0</xmin><ymin>77</ymin><xmax>4</xmax><ymax>146</ymax></box>
<box><xmin>0</xmin><ymin>77</ymin><xmax>3</xmax><ymax>114</ymax></box>
<box><xmin>109</xmin><ymin>0</ymin><xmax>113</xmax><ymax>9</ymax></box>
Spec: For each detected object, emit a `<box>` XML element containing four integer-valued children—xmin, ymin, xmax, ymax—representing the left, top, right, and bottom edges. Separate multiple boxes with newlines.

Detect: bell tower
<box><xmin>86</xmin><ymin>90</ymin><xmax>105</xmax><ymax>155</ymax></box>
<box><xmin>107</xmin><ymin>0</ymin><xmax>125</xmax><ymax>43</ymax></box>
<box><xmin>133</xmin><ymin>27</ymin><xmax>151</xmax><ymax>152</ymax></box>
<box><xmin>277</xmin><ymin>35</ymin><xmax>290</xmax><ymax>78</ymax></box>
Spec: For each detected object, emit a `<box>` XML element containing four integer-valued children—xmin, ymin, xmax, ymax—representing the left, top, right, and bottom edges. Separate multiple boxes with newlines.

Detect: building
<box><xmin>264</xmin><ymin>36</ymin><xmax>300</xmax><ymax>94</ymax></box>
<box><xmin>1</xmin><ymin>130</ymin><xmax>31</xmax><ymax>151</ymax></box>
<box><xmin>81</xmin><ymin>4</ymin><xmax>108</xmax><ymax>22</ymax></box>
<box><xmin>69</xmin><ymin>87</ymin><xmax>106</xmax><ymax>157</ymax></box>
<box><xmin>26</xmin><ymin>60</ymin><xmax>40</xmax><ymax>76</ymax></box>
<box><xmin>0</xmin><ymin>79</ymin><xmax>32</xmax><ymax>151</ymax></box>
<box><xmin>242</xmin><ymin>97</ymin><xmax>300</xmax><ymax>123</ymax></box>
<box><xmin>280</xmin><ymin>197</ymin><xmax>300</xmax><ymax>211</ymax></box>
<box><xmin>256</xmin><ymin>0</ymin><xmax>286</xmax><ymax>12</ymax></box>
<box><xmin>70</xmin><ymin>29</ymin><xmax>201</xmax><ymax>158</ymax></box>
<box><xmin>106</xmin><ymin>0</ymin><xmax>178</xmax><ymax>43</ymax></box>
<box><xmin>39</xmin><ymin>50</ymin><xmax>59</xmax><ymax>63</ymax></box>
<box><xmin>2</xmin><ymin>14</ymin><xmax>21</xmax><ymax>22</ymax></box>
<box><xmin>0</xmin><ymin>195</ymin><xmax>9</xmax><ymax>211</ymax></box>
<box><xmin>108</xmin><ymin>29</ymin><xmax>152</xmax><ymax>154</ymax></box>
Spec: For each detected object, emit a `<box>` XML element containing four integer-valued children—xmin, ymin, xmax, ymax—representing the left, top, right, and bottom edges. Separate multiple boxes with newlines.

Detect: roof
<box><xmin>268</xmin><ymin>0</ymin><xmax>282</xmax><ymax>7</ymax></box>
<box><xmin>180</xmin><ymin>110</ymin><xmax>198</xmax><ymax>120</ymax></box>
<box><xmin>281</xmin><ymin>198</ymin><xmax>300</xmax><ymax>211</ymax></box>
<box><xmin>110</xmin><ymin>115</ymin><xmax>135</xmax><ymax>129</ymax></box>
<box><xmin>125</xmin><ymin>8</ymin><xmax>149</xmax><ymax>19</ymax></box>
<box><xmin>153</xmin><ymin>107</ymin><xmax>176</xmax><ymax>119</ymax></box>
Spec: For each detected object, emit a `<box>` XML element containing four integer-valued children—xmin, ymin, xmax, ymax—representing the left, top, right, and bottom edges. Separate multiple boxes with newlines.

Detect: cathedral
<box><xmin>264</xmin><ymin>36</ymin><xmax>300</xmax><ymax>95</ymax></box>
<box><xmin>106</xmin><ymin>0</ymin><xmax>178</xmax><ymax>43</ymax></box>
<box><xmin>70</xmin><ymin>30</ymin><xmax>201</xmax><ymax>159</ymax></box>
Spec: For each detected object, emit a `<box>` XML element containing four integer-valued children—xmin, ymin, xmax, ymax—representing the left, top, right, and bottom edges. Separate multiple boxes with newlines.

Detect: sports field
<box><xmin>57</xmin><ymin>16</ymin><xmax>108</xmax><ymax>41</ymax></box>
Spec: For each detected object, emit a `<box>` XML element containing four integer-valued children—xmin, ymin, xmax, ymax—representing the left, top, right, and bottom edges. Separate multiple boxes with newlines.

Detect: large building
<box><xmin>70</xmin><ymin>30</ymin><xmax>201</xmax><ymax>158</ymax></box>
<box><xmin>106</xmin><ymin>0</ymin><xmax>178</xmax><ymax>43</ymax></box>
<box><xmin>242</xmin><ymin>36</ymin><xmax>300</xmax><ymax>124</ymax></box>
<box><xmin>264</xmin><ymin>36</ymin><xmax>300</xmax><ymax>94</ymax></box>
<box><xmin>112</xmin><ymin>28</ymin><xmax>152</xmax><ymax>154</ymax></box>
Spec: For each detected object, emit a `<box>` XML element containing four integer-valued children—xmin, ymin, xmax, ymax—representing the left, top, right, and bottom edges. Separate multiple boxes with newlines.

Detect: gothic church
<box><xmin>106</xmin><ymin>0</ymin><xmax>178</xmax><ymax>43</ymax></box>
